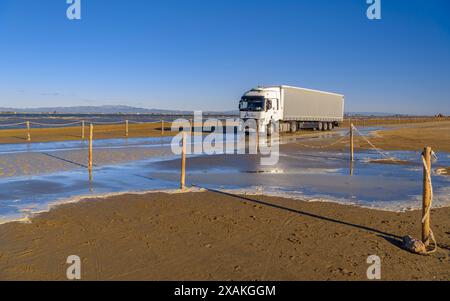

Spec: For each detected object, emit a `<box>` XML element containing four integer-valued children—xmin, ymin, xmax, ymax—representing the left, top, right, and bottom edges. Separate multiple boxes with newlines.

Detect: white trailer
<box><xmin>239</xmin><ymin>85</ymin><xmax>344</xmax><ymax>134</ymax></box>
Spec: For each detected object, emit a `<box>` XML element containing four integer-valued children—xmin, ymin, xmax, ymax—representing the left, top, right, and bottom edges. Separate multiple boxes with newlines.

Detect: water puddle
<box><xmin>0</xmin><ymin>128</ymin><xmax>448</xmax><ymax>223</ymax></box>
<box><xmin>0</xmin><ymin>136</ymin><xmax>175</xmax><ymax>154</ymax></box>
<box><xmin>0</xmin><ymin>147</ymin><xmax>448</xmax><ymax>223</ymax></box>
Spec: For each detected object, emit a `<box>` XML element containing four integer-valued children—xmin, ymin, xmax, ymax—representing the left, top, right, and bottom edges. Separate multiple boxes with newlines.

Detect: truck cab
<box><xmin>239</xmin><ymin>87</ymin><xmax>282</xmax><ymax>134</ymax></box>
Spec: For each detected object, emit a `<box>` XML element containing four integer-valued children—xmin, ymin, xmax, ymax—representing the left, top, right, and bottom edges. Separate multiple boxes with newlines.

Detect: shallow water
<box><xmin>0</xmin><ymin>130</ymin><xmax>448</xmax><ymax>223</ymax></box>
<box><xmin>0</xmin><ymin>136</ymin><xmax>175</xmax><ymax>154</ymax></box>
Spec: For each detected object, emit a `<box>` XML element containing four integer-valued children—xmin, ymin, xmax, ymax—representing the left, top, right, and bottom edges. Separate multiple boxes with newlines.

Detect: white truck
<box><xmin>239</xmin><ymin>85</ymin><xmax>344</xmax><ymax>134</ymax></box>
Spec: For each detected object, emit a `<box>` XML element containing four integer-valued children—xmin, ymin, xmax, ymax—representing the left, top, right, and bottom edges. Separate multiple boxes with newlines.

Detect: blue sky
<box><xmin>0</xmin><ymin>0</ymin><xmax>449</xmax><ymax>114</ymax></box>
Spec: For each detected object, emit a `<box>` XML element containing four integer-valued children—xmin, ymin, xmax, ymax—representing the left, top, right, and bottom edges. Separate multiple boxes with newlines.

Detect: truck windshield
<box><xmin>239</xmin><ymin>97</ymin><xmax>264</xmax><ymax>112</ymax></box>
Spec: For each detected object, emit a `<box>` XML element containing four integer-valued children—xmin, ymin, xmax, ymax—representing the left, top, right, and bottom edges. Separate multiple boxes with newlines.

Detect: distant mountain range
<box><xmin>345</xmin><ymin>112</ymin><xmax>408</xmax><ymax>117</ymax></box>
<box><xmin>0</xmin><ymin>105</ymin><xmax>239</xmax><ymax>115</ymax></box>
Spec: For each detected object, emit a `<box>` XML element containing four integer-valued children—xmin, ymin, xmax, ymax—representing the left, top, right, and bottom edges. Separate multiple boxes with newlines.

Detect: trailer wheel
<box><xmin>323</xmin><ymin>122</ymin><xmax>328</xmax><ymax>131</ymax></box>
<box><xmin>290</xmin><ymin>122</ymin><xmax>297</xmax><ymax>133</ymax></box>
<box><xmin>328</xmin><ymin>122</ymin><xmax>334</xmax><ymax>130</ymax></box>
<box><xmin>318</xmin><ymin>122</ymin><xmax>323</xmax><ymax>131</ymax></box>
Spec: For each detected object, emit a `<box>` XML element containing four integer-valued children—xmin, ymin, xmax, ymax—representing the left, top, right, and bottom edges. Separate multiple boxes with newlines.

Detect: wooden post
<box><xmin>26</xmin><ymin>121</ymin><xmax>31</xmax><ymax>141</ymax></box>
<box><xmin>88</xmin><ymin>124</ymin><xmax>93</xmax><ymax>172</ymax></box>
<box><xmin>161</xmin><ymin>119</ymin><xmax>164</xmax><ymax>136</ymax></box>
<box><xmin>350</xmin><ymin>123</ymin><xmax>354</xmax><ymax>162</ymax></box>
<box><xmin>180</xmin><ymin>132</ymin><xmax>186</xmax><ymax>190</ymax></box>
<box><xmin>125</xmin><ymin>120</ymin><xmax>129</xmax><ymax>137</ymax></box>
<box><xmin>422</xmin><ymin>147</ymin><xmax>432</xmax><ymax>246</ymax></box>
<box><xmin>190</xmin><ymin>118</ymin><xmax>193</xmax><ymax>135</ymax></box>
<box><xmin>81</xmin><ymin>120</ymin><xmax>85</xmax><ymax>140</ymax></box>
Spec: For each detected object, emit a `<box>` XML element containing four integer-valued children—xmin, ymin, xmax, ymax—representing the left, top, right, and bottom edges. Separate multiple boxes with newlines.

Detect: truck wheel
<box><xmin>328</xmin><ymin>122</ymin><xmax>333</xmax><ymax>130</ymax></box>
<box><xmin>290</xmin><ymin>122</ymin><xmax>297</xmax><ymax>133</ymax></box>
<box><xmin>322</xmin><ymin>122</ymin><xmax>328</xmax><ymax>131</ymax></box>
<box><xmin>318</xmin><ymin>122</ymin><xmax>323</xmax><ymax>131</ymax></box>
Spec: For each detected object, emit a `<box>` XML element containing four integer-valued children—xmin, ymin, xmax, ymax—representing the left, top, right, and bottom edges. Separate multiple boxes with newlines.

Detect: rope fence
<box><xmin>351</xmin><ymin>125</ymin><xmax>396</xmax><ymax>161</ymax></box>
<box><xmin>0</xmin><ymin>116</ymin><xmax>448</xmax><ymax>143</ymax></box>
<box><xmin>0</xmin><ymin>118</ymin><xmax>240</xmax><ymax>142</ymax></box>
<box><xmin>342</xmin><ymin>116</ymin><xmax>450</xmax><ymax>127</ymax></box>
<box><xmin>0</xmin><ymin>119</ymin><xmax>173</xmax><ymax>142</ymax></box>
<box><xmin>293</xmin><ymin>131</ymin><xmax>351</xmax><ymax>149</ymax></box>
<box><xmin>0</xmin><ymin>122</ymin><xmax>27</xmax><ymax>127</ymax></box>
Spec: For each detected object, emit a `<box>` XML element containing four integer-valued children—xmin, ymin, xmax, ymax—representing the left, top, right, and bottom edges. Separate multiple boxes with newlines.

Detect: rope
<box><xmin>351</xmin><ymin>125</ymin><xmax>398</xmax><ymax>161</ymax></box>
<box><xmin>294</xmin><ymin>131</ymin><xmax>350</xmax><ymax>149</ymax></box>
<box><xmin>127</xmin><ymin>120</ymin><xmax>161</xmax><ymax>124</ymax></box>
<box><xmin>0</xmin><ymin>120</ymin><xmax>163</xmax><ymax>128</ymax></box>
<box><xmin>421</xmin><ymin>152</ymin><xmax>438</xmax><ymax>254</ymax></box>
<box><xmin>90</xmin><ymin>120</ymin><xmax>160</xmax><ymax>125</ymax></box>
<box><xmin>90</xmin><ymin>120</ymin><xmax>127</xmax><ymax>125</ymax></box>
<box><xmin>0</xmin><ymin>122</ymin><xmax>27</xmax><ymax>127</ymax></box>
<box><xmin>30</xmin><ymin>121</ymin><xmax>83</xmax><ymax>127</ymax></box>
<box><xmin>352</xmin><ymin>125</ymin><xmax>438</xmax><ymax>255</ymax></box>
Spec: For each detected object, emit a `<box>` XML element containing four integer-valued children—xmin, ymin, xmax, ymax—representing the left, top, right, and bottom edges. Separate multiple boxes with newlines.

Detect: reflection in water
<box><xmin>350</xmin><ymin>161</ymin><xmax>354</xmax><ymax>176</ymax></box>
<box><xmin>88</xmin><ymin>169</ymin><xmax>93</xmax><ymax>192</ymax></box>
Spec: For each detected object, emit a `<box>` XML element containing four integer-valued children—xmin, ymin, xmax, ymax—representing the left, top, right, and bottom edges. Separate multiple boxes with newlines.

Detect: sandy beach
<box><xmin>283</xmin><ymin>121</ymin><xmax>450</xmax><ymax>153</ymax></box>
<box><xmin>0</xmin><ymin>190</ymin><xmax>448</xmax><ymax>280</ymax></box>
<box><xmin>369</xmin><ymin>122</ymin><xmax>450</xmax><ymax>152</ymax></box>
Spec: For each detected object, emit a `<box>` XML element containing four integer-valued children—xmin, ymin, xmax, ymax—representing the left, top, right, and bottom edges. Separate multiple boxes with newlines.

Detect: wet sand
<box><xmin>0</xmin><ymin>190</ymin><xmax>448</xmax><ymax>280</ymax></box>
<box><xmin>0</xmin><ymin>145</ymin><xmax>171</xmax><ymax>178</ymax></box>
<box><xmin>369</xmin><ymin>122</ymin><xmax>450</xmax><ymax>152</ymax></box>
<box><xmin>0</xmin><ymin>123</ymin><xmax>175</xmax><ymax>144</ymax></box>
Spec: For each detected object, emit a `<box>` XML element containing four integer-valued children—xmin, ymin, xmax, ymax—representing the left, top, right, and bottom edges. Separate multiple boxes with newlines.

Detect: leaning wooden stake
<box><xmin>125</xmin><ymin>120</ymin><xmax>129</xmax><ymax>137</ymax></box>
<box><xmin>26</xmin><ymin>121</ymin><xmax>31</xmax><ymax>141</ymax></box>
<box><xmin>350</xmin><ymin>123</ymin><xmax>354</xmax><ymax>162</ymax></box>
<box><xmin>180</xmin><ymin>132</ymin><xmax>187</xmax><ymax>190</ymax></box>
<box><xmin>422</xmin><ymin>146</ymin><xmax>432</xmax><ymax>246</ymax></box>
<box><xmin>88</xmin><ymin>124</ymin><xmax>94</xmax><ymax>172</ymax></box>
